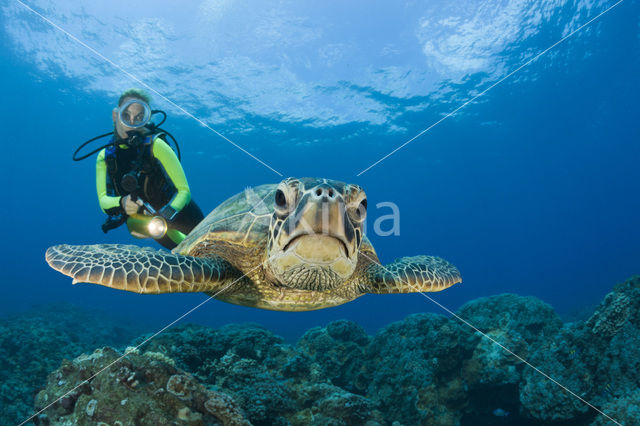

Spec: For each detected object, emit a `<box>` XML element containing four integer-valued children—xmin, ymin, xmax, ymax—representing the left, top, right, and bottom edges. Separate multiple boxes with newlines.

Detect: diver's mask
<box><xmin>118</xmin><ymin>99</ymin><xmax>151</xmax><ymax>129</ymax></box>
<box><xmin>73</xmin><ymin>99</ymin><xmax>181</xmax><ymax>162</ymax></box>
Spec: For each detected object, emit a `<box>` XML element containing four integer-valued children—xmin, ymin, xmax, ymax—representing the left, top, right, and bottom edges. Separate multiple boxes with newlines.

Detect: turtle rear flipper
<box><xmin>364</xmin><ymin>255</ymin><xmax>461</xmax><ymax>294</ymax></box>
<box><xmin>46</xmin><ymin>244</ymin><xmax>247</xmax><ymax>294</ymax></box>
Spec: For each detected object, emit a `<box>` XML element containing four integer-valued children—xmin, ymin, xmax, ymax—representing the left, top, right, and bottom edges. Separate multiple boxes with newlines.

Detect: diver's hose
<box><xmin>73</xmin><ymin>111</ymin><xmax>180</xmax><ymax>161</ymax></box>
<box><xmin>72</xmin><ymin>132</ymin><xmax>115</xmax><ymax>161</ymax></box>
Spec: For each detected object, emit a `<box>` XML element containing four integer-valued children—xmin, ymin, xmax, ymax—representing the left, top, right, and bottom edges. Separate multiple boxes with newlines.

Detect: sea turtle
<box><xmin>46</xmin><ymin>177</ymin><xmax>461</xmax><ymax>311</ymax></box>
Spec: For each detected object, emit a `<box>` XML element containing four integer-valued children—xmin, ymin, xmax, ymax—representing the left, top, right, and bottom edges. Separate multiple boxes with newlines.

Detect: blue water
<box><xmin>0</xmin><ymin>0</ymin><xmax>638</xmax><ymax>344</ymax></box>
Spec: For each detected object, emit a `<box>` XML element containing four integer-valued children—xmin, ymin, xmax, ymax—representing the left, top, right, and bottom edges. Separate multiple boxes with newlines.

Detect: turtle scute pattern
<box><xmin>45</xmin><ymin>244</ymin><xmax>242</xmax><ymax>294</ymax></box>
<box><xmin>366</xmin><ymin>255</ymin><xmax>462</xmax><ymax>294</ymax></box>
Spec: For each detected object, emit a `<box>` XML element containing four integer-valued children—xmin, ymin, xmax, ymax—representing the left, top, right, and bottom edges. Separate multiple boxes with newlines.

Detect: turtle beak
<box><xmin>277</xmin><ymin>184</ymin><xmax>356</xmax><ymax>260</ymax></box>
<box><xmin>266</xmin><ymin>180</ymin><xmax>361</xmax><ymax>291</ymax></box>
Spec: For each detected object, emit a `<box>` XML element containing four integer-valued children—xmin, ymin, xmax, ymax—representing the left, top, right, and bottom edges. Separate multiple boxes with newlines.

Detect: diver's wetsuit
<box><xmin>96</xmin><ymin>134</ymin><xmax>204</xmax><ymax>249</ymax></box>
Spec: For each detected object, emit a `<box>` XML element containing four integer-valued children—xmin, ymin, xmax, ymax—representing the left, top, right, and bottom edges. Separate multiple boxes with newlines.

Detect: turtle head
<box><xmin>266</xmin><ymin>177</ymin><xmax>367</xmax><ymax>291</ymax></box>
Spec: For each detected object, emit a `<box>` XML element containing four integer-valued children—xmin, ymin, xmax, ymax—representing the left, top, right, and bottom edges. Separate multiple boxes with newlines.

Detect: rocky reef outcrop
<box><xmin>20</xmin><ymin>275</ymin><xmax>640</xmax><ymax>425</ymax></box>
<box><xmin>33</xmin><ymin>346</ymin><xmax>250</xmax><ymax>425</ymax></box>
<box><xmin>0</xmin><ymin>304</ymin><xmax>140</xmax><ymax>425</ymax></box>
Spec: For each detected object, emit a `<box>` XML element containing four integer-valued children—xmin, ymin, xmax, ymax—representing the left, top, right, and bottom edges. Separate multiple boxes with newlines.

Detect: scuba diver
<box><xmin>74</xmin><ymin>88</ymin><xmax>204</xmax><ymax>249</ymax></box>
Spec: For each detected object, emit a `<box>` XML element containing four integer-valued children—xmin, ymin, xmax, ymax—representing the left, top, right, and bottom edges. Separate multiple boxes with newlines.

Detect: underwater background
<box><xmin>1</xmin><ymin>0</ymin><xmax>639</xmax><ymax>424</ymax></box>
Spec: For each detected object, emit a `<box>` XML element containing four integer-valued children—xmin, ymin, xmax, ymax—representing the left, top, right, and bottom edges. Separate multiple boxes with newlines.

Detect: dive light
<box><xmin>147</xmin><ymin>216</ymin><xmax>168</xmax><ymax>239</ymax></box>
<box><xmin>125</xmin><ymin>201</ymin><xmax>185</xmax><ymax>243</ymax></box>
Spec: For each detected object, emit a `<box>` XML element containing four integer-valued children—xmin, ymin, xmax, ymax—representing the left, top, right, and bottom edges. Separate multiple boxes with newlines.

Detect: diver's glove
<box><xmin>158</xmin><ymin>204</ymin><xmax>178</xmax><ymax>221</ymax></box>
<box><xmin>101</xmin><ymin>211</ymin><xmax>126</xmax><ymax>233</ymax></box>
<box><xmin>102</xmin><ymin>213</ymin><xmax>127</xmax><ymax>234</ymax></box>
<box><xmin>120</xmin><ymin>194</ymin><xmax>142</xmax><ymax>216</ymax></box>
<box><xmin>104</xmin><ymin>206</ymin><xmax>123</xmax><ymax>216</ymax></box>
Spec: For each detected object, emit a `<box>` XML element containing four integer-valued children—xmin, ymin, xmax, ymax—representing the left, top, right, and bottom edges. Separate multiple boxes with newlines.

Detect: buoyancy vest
<box><xmin>105</xmin><ymin>134</ymin><xmax>176</xmax><ymax>210</ymax></box>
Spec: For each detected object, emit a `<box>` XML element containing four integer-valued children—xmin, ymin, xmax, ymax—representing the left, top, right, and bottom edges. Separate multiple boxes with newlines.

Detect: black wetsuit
<box><xmin>97</xmin><ymin>134</ymin><xmax>203</xmax><ymax>249</ymax></box>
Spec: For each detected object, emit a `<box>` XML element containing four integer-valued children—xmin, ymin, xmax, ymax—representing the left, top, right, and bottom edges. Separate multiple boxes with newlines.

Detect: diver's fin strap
<box><xmin>365</xmin><ymin>255</ymin><xmax>461</xmax><ymax>294</ymax></box>
<box><xmin>46</xmin><ymin>244</ymin><xmax>247</xmax><ymax>294</ymax></box>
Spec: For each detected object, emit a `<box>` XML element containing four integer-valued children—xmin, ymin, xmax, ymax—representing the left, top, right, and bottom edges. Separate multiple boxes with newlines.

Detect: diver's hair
<box><xmin>118</xmin><ymin>88</ymin><xmax>151</xmax><ymax>106</ymax></box>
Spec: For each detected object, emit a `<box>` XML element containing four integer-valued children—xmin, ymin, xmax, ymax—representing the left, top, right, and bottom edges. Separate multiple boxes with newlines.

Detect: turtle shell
<box><xmin>174</xmin><ymin>184</ymin><xmax>276</xmax><ymax>261</ymax></box>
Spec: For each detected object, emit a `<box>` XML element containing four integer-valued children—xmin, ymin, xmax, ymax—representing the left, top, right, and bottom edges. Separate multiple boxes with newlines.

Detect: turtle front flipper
<box><xmin>364</xmin><ymin>255</ymin><xmax>461</xmax><ymax>294</ymax></box>
<box><xmin>46</xmin><ymin>244</ymin><xmax>248</xmax><ymax>294</ymax></box>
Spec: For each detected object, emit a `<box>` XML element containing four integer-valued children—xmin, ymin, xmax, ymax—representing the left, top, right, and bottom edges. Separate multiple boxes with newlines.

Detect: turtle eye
<box><xmin>349</xmin><ymin>198</ymin><xmax>367</xmax><ymax>223</ymax></box>
<box><xmin>275</xmin><ymin>189</ymin><xmax>287</xmax><ymax>209</ymax></box>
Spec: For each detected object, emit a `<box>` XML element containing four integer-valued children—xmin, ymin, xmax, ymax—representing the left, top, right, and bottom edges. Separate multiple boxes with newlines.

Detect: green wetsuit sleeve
<box><xmin>96</xmin><ymin>148</ymin><xmax>121</xmax><ymax>213</ymax></box>
<box><xmin>152</xmin><ymin>137</ymin><xmax>191</xmax><ymax>211</ymax></box>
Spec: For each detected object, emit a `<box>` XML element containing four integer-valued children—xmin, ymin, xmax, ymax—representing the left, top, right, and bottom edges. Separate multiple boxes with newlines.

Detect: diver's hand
<box><xmin>120</xmin><ymin>195</ymin><xmax>142</xmax><ymax>216</ymax></box>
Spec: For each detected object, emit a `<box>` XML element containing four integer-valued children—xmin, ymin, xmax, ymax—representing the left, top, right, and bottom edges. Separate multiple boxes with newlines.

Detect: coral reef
<box><xmin>296</xmin><ymin>319</ymin><xmax>370</xmax><ymax>392</ymax></box>
<box><xmin>360</xmin><ymin>313</ymin><xmax>468</xmax><ymax>424</ymax></box>
<box><xmin>33</xmin><ymin>346</ymin><xmax>250</xmax><ymax>425</ymax></box>
<box><xmin>20</xmin><ymin>275</ymin><xmax>640</xmax><ymax>425</ymax></box>
<box><xmin>0</xmin><ymin>303</ymin><xmax>141</xmax><ymax>425</ymax></box>
<box><xmin>136</xmin><ymin>322</ymin><xmax>384</xmax><ymax>425</ymax></box>
<box><xmin>520</xmin><ymin>276</ymin><xmax>640</xmax><ymax>424</ymax></box>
